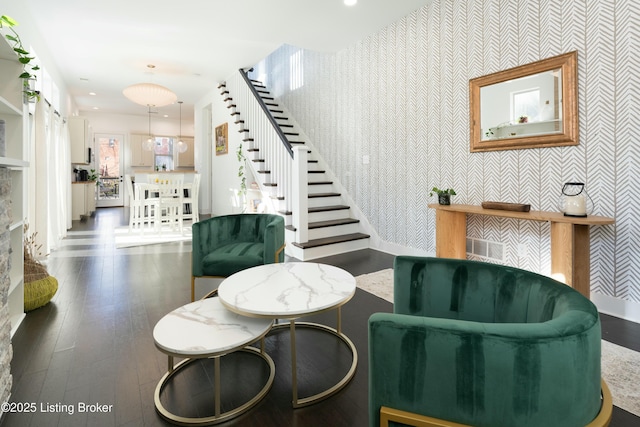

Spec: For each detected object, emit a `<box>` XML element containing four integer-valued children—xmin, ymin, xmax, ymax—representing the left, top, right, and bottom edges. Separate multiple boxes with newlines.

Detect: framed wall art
<box><xmin>215</xmin><ymin>122</ymin><xmax>228</xmax><ymax>155</ymax></box>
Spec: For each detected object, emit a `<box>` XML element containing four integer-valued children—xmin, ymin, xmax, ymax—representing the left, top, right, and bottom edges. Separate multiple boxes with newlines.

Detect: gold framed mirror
<box><xmin>470</xmin><ymin>51</ymin><xmax>578</xmax><ymax>152</ymax></box>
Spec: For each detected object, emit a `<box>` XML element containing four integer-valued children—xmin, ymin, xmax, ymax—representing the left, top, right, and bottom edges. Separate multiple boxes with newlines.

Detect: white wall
<box><xmin>195</xmin><ymin>80</ymin><xmax>250</xmax><ymax>216</ymax></box>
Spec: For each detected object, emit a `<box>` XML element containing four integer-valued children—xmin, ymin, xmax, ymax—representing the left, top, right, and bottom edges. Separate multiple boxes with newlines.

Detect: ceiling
<box><xmin>23</xmin><ymin>0</ymin><xmax>428</xmax><ymax>119</ymax></box>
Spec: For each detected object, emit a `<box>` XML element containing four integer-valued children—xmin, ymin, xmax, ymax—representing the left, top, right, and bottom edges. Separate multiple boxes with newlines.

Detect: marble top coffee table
<box><xmin>218</xmin><ymin>262</ymin><xmax>357</xmax><ymax>408</ymax></box>
<box><xmin>152</xmin><ymin>297</ymin><xmax>274</xmax><ymax>425</ymax></box>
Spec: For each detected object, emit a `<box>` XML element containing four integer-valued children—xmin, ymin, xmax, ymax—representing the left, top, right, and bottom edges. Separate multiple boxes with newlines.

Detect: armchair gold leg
<box><xmin>275</xmin><ymin>244</ymin><xmax>286</xmax><ymax>263</ymax></box>
<box><xmin>380</xmin><ymin>407</ymin><xmax>471</xmax><ymax>427</ymax></box>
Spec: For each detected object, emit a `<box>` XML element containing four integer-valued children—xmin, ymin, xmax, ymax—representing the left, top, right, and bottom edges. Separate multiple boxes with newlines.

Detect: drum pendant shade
<box><xmin>123</xmin><ymin>83</ymin><xmax>177</xmax><ymax>107</ymax></box>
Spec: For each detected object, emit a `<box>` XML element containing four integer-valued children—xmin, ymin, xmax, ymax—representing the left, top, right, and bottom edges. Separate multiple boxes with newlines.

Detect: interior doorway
<box><xmin>95</xmin><ymin>133</ymin><xmax>124</xmax><ymax>207</ymax></box>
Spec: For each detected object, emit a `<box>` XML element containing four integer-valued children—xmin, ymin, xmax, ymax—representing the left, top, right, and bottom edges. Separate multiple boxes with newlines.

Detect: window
<box><xmin>512</xmin><ymin>88</ymin><xmax>540</xmax><ymax>122</ymax></box>
<box><xmin>289</xmin><ymin>49</ymin><xmax>304</xmax><ymax>90</ymax></box>
<box><xmin>153</xmin><ymin>136</ymin><xmax>175</xmax><ymax>170</ymax></box>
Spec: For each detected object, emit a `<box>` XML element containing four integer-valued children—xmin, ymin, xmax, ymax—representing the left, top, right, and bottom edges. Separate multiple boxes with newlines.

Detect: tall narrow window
<box><xmin>512</xmin><ymin>89</ymin><xmax>540</xmax><ymax>122</ymax></box>
<box><xmin>290</xmin><ymin>50</ymin><xmax>304</xmax><ymax>90</ymax></box>
<box><xmin>153</xmin><ymin>136</ymin><xmax>175</xmax><ymax>170</ymax></box>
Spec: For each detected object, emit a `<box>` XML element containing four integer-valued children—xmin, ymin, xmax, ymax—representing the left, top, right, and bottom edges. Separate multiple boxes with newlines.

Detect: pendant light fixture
<box><xmin>176</xmin><ymin>101</ymin><xmax>188</xmax><ymax>153</ymax></box>
<box><xmin>123</xmin><ymin>65</ymin><xmax>177</xmax><ymax>107</ymax></box>
<box><xmin>143</xmin><ymin>106</ymin><xmax>155</xmax><ymax>151</ymax></box>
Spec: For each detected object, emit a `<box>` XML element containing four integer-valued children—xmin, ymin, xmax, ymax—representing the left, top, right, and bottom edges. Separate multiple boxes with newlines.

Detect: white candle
<box><xmin>565</xmin><ymin>195</ymin><xmax>586</xmax><ymax>216</ymax></box>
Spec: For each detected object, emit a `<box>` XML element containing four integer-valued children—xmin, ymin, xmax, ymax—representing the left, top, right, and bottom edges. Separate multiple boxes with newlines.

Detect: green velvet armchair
<box><xmin>369</xmin><ymin>256</ymin><xmax>611</xmax><ymax>427</ymax></box>
<box><xmin>191</xmin><ymin>214</ymin><xmax>285</xmax><ymax>301</ymax></box>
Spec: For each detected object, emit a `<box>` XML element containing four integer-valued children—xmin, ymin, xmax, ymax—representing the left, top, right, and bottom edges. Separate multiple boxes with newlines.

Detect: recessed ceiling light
<box><xmin>344</xmin><ymin>0</ymin><xmax>357</xmax><ymax>6</ymax></box>
<box><xmin>89</xmin><ymin>92</ymin><xmax>96</xmax><ymax>96</ymax></box>
<box><xmin>92</xmin><ymin>107</ymin><xmax>99</xmax><ymax>110</ymax></box>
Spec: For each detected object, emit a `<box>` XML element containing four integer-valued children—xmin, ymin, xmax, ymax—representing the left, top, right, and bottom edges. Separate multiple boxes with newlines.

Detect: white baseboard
<box><xmin>591</xmin><ymin>292</ymin><xmax>640</xmax><ymax>324</ymax></box>
<box><xmin>372</xmin><ymin>240</ymin><xmax>434</xmax><ymax>258</ymax></box>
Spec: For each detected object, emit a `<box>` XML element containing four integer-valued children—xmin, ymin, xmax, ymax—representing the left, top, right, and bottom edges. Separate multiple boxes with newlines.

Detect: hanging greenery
<box><xmin>0</xmin><ymin>15</ymin><xmax>40</xmax><ymax>101</ymax></box>
<box><xmin>236</xmin><ymin>143</ymin><xmax>247</xmax><ymax>197</ymax></box>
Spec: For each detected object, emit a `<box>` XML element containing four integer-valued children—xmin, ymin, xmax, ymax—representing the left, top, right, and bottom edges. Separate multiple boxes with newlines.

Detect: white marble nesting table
<box><xmin>152</xmin><ymin>297</ymin><xmax>274</xmax><ymax>425</ymax></box>
<box><xmin>217</xmin><ymin>262</ymin><xmax>357</xmax><ymax>408</ymax></box>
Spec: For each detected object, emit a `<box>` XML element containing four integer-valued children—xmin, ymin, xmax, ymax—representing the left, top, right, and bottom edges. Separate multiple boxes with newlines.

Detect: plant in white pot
<box><xmin>430</xmin><ymin>187</ymin><xmax>456</xmax><ymax>205</ymax></box>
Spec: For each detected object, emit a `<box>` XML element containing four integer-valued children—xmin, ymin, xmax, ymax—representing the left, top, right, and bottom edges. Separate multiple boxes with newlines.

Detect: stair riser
<box><xmin>285</xmin><ymin>238</ymin><xmax>370</xmax><ymax>261</ymax></box>
<box><xmin>308</xmin><ymin>196</ymin><xmax>342</xmax><ymax>208</ymax></box>
<box><xmin>285</xmin><ymin>222</ymin><xmax>361</xmax><ymax>241</ymax></box>
<box><xmin>309</xmin><ymin>184</ymin><xmax>334</xmax><ymax>193</ymax></box>
<box><xmin>280</xmin><ymin>209</ymin><xmax>351</xmax><ymax>225</ymax></box>
<box><xmin>309</xmin><ymin>209</ymin><xmax>350</xmax><ymax>222</ymax></box>
<box><xmin>308</xmin><ymin>223</ymin><xmax>361</xmax><ymax>240</ymax></box>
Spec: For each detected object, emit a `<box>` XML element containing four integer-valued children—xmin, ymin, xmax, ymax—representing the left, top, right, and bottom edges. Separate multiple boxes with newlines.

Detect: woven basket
<box><xmin>24</xmin><ymin>258</ymin><xmax>58</xmax><ymax>312</ymax></box>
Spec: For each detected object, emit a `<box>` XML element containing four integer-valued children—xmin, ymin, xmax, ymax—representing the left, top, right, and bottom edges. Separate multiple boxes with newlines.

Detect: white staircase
<box><xmin>220</xmin><ymin>70</ymin><xmax>370</xmax><ymax>260</ymax></box>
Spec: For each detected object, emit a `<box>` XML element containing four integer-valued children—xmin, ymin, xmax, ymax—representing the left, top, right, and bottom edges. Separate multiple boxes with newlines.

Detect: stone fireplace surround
<box><xmin>0</xmin><ymin>166</ymin><xmax>13</xmax><ymax>409</ymax></box>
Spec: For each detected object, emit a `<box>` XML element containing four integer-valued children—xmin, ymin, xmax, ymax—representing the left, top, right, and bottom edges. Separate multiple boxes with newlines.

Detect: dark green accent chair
<box><xmin>191</xmin><ymin>214</ymin><xmax>285</xmax><ymax>301</ymax></box>
<box><xmin>369</xmin><ymin>256</ymin><xmax>611</xmax><ymax>427</ymax></box>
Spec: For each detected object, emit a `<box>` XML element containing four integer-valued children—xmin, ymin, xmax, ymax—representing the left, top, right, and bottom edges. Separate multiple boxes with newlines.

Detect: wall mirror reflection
<box><xmin>470</xmin><ymin>51</ymin><xmax>578</xmax><ymax>152</ymax></box>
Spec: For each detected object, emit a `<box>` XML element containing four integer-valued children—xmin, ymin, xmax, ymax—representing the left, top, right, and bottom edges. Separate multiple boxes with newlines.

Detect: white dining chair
<box><xmin>126</xmin><ymin>175</ymin><xmax>160</xmax><ymax>234</ymax></box>
<box><xmin>182</xmin><ymin>174</ymin><xmax>201</xmax><ymax>223</ymax></box>
<box><xmin>125</xmin><ymin>175</ymin><xmax>141</xmax><ymax>232</ymax></box>
<box><xmin>156</xmin><ymin>174</ymin><xmax>185</xmax><ymax>234</ymax></box>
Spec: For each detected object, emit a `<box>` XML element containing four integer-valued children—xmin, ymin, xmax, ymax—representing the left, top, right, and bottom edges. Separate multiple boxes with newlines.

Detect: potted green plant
<box><xmin>0</xmin><ymin>15</ymin><xmax>40</xmax><ymax>101</ymax></box>
<box><xmin>430</xmin><ymin>187</ymin><xmax>456</xmax><ymax>205</ymax></box>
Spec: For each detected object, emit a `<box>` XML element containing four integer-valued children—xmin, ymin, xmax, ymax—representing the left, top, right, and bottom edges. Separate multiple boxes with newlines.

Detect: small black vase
<box><xmin>438</xmin><ymin>194</ymin><xmax>451</xmax><ymax>205</ymax></box>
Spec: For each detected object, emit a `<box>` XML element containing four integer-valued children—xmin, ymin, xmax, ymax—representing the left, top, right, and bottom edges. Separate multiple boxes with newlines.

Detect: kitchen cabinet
<box><xmin>69</xmin><ymin>116</ymin><xmax>91</xmax><ymax>164</ymax></box>
<box><xmin>177</xmin><ymin>136</ymin><xmax>194</xmax><ymax>167</ymax></box>
<box><xmin>130</xmin><ymin>134</ymin><xmax>154</xmax><ymax>167</ymax></box>
<box><xmin>72</xmin><ymin>182</ymin><xmax>96</xmax><ymax>220</ymax></box>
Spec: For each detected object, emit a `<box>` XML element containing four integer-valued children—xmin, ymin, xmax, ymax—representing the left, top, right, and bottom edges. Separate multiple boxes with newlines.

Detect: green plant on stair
<box><xmin>236</xmin><ymin>143</ymin><xmax>247</xmax><ymax>197</ymax></box>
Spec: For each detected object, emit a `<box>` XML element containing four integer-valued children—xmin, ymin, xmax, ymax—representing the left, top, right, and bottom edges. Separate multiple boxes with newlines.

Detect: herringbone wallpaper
<box><xmin>254</xmin><ymin>0</ymin><xmax>639</xmax><ymax>303</ymax></box>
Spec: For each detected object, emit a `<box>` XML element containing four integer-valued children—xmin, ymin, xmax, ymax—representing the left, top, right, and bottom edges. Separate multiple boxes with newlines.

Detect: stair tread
<box><xmin>310</xmin><ymin>205</ymin><xmax>349</xmax><ymax>213</ymax></box>
<box><xmin>309</xmin><ymin>192</ymin><xmax>341</xmax><ymax>198</ymax></box>
<box><xmin>292</xmin><ymin>233</ymin><xmax>370</xmax><ymax>249</ymax></box>
<box><xmin>286</xmin><ymin>218</ymin><xmax>360</xmax><ymax>232</ymax></box>
<box><xmin>279</xmin><ymin>205</ymin><xmax>349</xmax><ymax>215</ymax></box>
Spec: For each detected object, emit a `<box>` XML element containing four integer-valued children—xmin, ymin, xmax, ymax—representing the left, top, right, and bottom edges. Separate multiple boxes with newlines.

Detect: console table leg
<box><xmin>550</xmin><ymin>222</ymin><xmax>590</xmax><ymax>298</ymax></box>
<box><xmin>435</xmin><ymin>210</ymin><xmax>467</xmax><ymax>258</ymax></box>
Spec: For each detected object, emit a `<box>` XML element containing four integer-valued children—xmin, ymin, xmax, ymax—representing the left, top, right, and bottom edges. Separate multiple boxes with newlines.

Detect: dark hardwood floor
<box><xmin>2</xmin><ymin>207</ymin><xmax>638</xmax><ymax>426</ymax></box>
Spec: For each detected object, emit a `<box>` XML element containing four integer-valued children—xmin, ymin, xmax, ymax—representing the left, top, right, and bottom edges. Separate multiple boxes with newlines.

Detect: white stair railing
<box><xmin>227</xmin><ymin>70</ymin><xmax>308</xmax><ymax>243</ymax></box>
